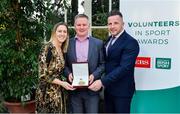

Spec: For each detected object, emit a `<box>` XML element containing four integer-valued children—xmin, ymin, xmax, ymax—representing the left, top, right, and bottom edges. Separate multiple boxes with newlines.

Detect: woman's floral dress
<box><xmin>36</xmin><ymin>42</ymin><xmax>68</xmax><ymax>113</ymax></box>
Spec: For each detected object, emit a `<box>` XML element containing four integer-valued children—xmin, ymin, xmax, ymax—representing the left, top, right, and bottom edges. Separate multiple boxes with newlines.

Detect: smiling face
<box><xmin>74</xmin><ymin>17</ymin><xmax>89</xmax><ymax>38</ymax></box>
<box><xmin>108</xmin><ymin>15</ymin><xmax>124</xmax><ymax>36</ymax></box>
<box><xmin>55</xmin><ymin>25</ymin><xmax>68</xmax><ymax>43</ymax></box>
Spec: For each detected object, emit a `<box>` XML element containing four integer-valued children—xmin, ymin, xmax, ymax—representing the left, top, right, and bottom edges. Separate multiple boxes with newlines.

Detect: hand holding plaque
<box><xmin>72</xmin><ymin>63</ymin><xmax>89</xmax><ymax>87</ymax></box>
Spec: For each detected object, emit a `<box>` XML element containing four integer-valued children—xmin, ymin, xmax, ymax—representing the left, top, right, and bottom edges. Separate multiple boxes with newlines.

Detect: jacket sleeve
<box><xmin>92</xmin><ymin>40</ymin><xmax>105</xmax><ymax>80</ymax></box>
<box><xmin>101</xmin><ymin>39</ymin><xmax>139</xmax><ymax>87</ymax></box>
<box><xmin>38</xmin><ymin>45</ymin><xmax>59</xmax><ymax>83</ymax></box>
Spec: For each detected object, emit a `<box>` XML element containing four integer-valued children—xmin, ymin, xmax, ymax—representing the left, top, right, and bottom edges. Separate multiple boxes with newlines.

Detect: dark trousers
<box><xmin>104</xmin><ymin>92</ymin><xmax>132</xmax><ymax>113</ymax></box>
<box><xmin>69</xmin><ymin>91</ymin><xmax>99</xmax><ymax>113</ymax></box>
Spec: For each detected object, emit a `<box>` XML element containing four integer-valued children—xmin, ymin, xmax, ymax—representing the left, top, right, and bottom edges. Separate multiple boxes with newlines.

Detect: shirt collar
<box><xmin>75</xmin><ymin>35</ymin><xmax>90</xmax><ymax>41</ymax></box>
<box><xmin>109</xmin><ymin>29</ymin><xmax>125</xmax><ymax>45</ymax></box>
<box><xmin>112</xmin><ymin>29</ymin><xmax>125</xmax><ymax>38</ymax></box>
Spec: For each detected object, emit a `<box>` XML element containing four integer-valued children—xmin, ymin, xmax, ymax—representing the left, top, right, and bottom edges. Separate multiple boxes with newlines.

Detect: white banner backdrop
<box><xmin>120</xmin><ymin>0</ymin><xmax>180</xmax><ymax>90</ymax></box>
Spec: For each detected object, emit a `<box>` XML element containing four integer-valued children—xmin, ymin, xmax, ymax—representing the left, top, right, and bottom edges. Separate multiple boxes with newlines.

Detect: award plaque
<box><xmin>72</xmin><ymin>62</ymin><xmax>89</xmax><ymax>87</ymax></box>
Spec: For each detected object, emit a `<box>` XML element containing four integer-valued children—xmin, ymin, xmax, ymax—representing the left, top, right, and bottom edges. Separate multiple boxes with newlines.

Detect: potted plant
<box><xmin>0</xmin><ymin>16</ymin><xmax>40</xmax><ymax>113</ymax></box>
<box><xmin>0</xmin><ymin>28</ymin><xmax>39</xmax><ymax>113</ymax></box>
<box><xmin>0</xmin><ymin>0</ymin><xmax>43</xmax><ymax>113</ymax></box>
<box><xmin>0</xmin><ymin>0</ymin><xmax>70</xmax><ymax>112</ymax></box>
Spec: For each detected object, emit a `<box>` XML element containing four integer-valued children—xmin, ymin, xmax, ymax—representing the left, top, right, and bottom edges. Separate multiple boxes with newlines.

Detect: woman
<box><xmin>36</xmin><ymin>22</ymin><xmax>74</xmax><ymax>113</ymax></box>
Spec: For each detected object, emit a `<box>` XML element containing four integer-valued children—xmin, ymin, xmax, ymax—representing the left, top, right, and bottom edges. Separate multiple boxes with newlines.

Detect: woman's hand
<box><xmin>52</xmin><ymin>78</ymin><xmax>75</xmax><ymax>90</ymax></box>
<box><xmin>61</xmin><ymin>81</ymin><xmax>75</xmax><ymax>90</ymax></box>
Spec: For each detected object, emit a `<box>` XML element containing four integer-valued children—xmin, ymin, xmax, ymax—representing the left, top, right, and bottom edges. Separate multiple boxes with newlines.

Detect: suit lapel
<box><xmin>88</xmin><ymin>37</ymin><xmax>93</xmax><ymax>61</ymax></box>
<box><xmin>71</xmin><ymin>38</ymin><xmax>77</xmax><ymax>61</ymax></box>
<box><xmin>108</xmin><ymin>32</ymin><xmax>126</xmax><ymax>56</ymax></box>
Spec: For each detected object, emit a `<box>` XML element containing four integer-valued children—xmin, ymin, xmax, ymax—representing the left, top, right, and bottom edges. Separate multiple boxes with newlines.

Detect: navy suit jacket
<box><xmin>101</xmin><ymin>31</ymin><xmax>139</xmax><ymax>98</ymax></box>
<box><xmin>65</xmin><ymin>36</ymin><xmax>105</xmax><ymax>94</ymax></box>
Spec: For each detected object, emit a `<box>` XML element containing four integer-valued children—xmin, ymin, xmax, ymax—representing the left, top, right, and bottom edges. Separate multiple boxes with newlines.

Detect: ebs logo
<box><xmin>135</xmin><ymin>57</ymin><xmax>151</xmax><ymax>68</ymax></box>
